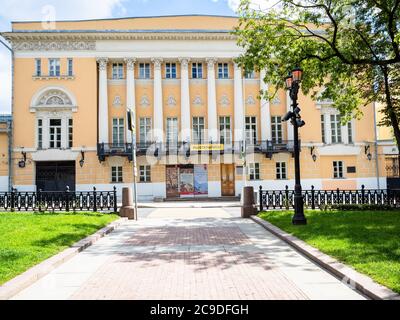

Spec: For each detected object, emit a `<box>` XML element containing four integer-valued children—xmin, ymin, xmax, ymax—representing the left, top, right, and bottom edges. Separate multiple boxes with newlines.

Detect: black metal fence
<box><xmin>0</xmin><ymin>187</ymin><xmax>118</xmax><ymax>213</ymax></box>
<box><xmin>258</xmin><ymin>185</ymin><xmax>400</xmax><ymax>211</ymax></box>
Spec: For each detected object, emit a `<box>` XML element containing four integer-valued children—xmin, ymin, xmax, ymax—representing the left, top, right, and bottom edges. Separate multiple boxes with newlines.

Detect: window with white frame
<box><xmin>321</xmin><ymin>114</ymin><xmax>326</xmax><ymax>144</ymax></box>
<box><xmin>276</xmin><ymin>162</ymin><xmax>287</xmax><ymax>180</ymax></box>
<box><xmin>49</xmin><ymin>119</ymin><xmax>62</xmax><ymax>148</ymax></box>
<box><xmin>192</xmin><ymin>63</ymin><xmax>203</xmax><ymax>79</ymax></box>
<box><xmin>166</xmin><ymin>118</ymin><xmax>178</xmax><ymax>145</ymax></box>
<box><xmin>333</xmin><ymin>161</ymin><xmax>344</xmax><ymax>178</ymax></box>
<box><xmin>49</xmin><ymin>59</ymin><xmax>60</xmax><ymax>76</ymax></box>
<box><xmin>192</xmin><ymin>117</ymin><xmax>205</xmax><ymax>144</ymax></box>
<box><xmin>111</xmin><ymin>166</ymin><xmax>123</xmax><ymax>183</ymax></box>
<box><xmin>347</xmin><ymin>122</ymin><xmax>353</xmax><ymax>144</ymax></box>
<box><xmin>68</xmin><ymin>119</ymin><xmax>73</xmax><ymax>148</ymax></box>
<box><xmin>330</xmin><ymin>114</ymin><xmax>342</xmax><ymax>143</ymax></box>
<box><xmin>112</xmin><ymin>63</ymin><xmax>124</xmax><ymax>79</ymax></box>
<box><xmin>139</xmin><ymin>63</ymin><xmax>151</xmax><ymax>79</ymax></box>
<box><xmin>245</xmin><ymin>69</ymin><xmax>255</xmax><ymax>79</ymax></box>
<box><xmin>35</xmin><ymin>59</ymin><xmax>41</xmax><ymax>76</ymax></box>
<box><xmin>139</xmin><ymin>118</ymin><xmax>152</xmax><ymax>143</ymax></box>
<box><xmin>271</xmin><ymin>116</ymin><xmax>283</xmax><ymax>143</ymax></box>
<box><xmin>218</xmin><ymin>63</ymin><xmax>229</xmax><ymax>79</ymax></box>
<box><xmin>165</xmin><ymin>63</ymin><xmax>177</xmax><ymax>79</ymax></box>
<box><xmin>112</xmin><ymin>118</ymin><xmax>125</xmax><ymax>145</ymax></box>
<box><xmin>139</xmin><ymin>165</ymin><xmax>151</xmax><ymax>182</ymax></box>
<box><xmin>219</xmin><ymin>116</ymin><xmax>232</xmax><ymax>145</ymax></box>
<box><xmin>245</xmin><ymin>116</ymin><xmax>257</xmax><ymax>145</ymax></box>
<box><xmin>248</xmin><ymin>163</ymin><xmax>260</xmax><ymax>180</ymax></box>
<box><xmin>37</xmin><ymin>119</ymin><xmax>43</xmax><ymax>149</ymax></box>
<box><xmin>67</xmin><ymin>58</ymin><xmax>73</xmax><ymax>77</ymax></box>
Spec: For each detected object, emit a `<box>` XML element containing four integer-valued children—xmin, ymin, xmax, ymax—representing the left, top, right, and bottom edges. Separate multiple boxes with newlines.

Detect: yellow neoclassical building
<box><xmin>0</xmin><ymin>15</ymin><xmax>397</xmax><ymax>199</ymax></box>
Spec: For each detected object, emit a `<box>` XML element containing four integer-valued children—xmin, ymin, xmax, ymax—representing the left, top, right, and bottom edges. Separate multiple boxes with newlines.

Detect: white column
<box><xmin>341</xmin><ymin>122</ymin><xmax>349</xmax><ymax>144</ymax></box>
<box><xmin>152</xmin><ymin>58</ymin><xmax>164</xmax><ymax>142</ymax></box>
<box><xmin>234</xmin><ymin>63</ymin><xmax>244</xmax><ymax>143</ymax></box>
<box><xmin>179</xmin><ymin>58</ymin><xmax>191</xmax><ymax>142</ymax></box>
<box><xmin>206</xmin><ymin>58</ymin><xmax>218</xmax><ymax>142</ymax></box>
<box><xmin>286</xmin><ymin>91</ymin><xmax>294</xmax><ymax>141</ymax></box>
<box><xmin>97</xmin><ymin>58</ymin><xmax>109</xmax><ymax>143</ymax></box>
<box><xmin>125</xmin><ymin>58</ymin><xmax>136</xmax><ymax>142</ymax></box>
<box><xmin>324</xmin><ymin>113</ymin><xmax>331</xmax><ymax>144</ymax></box>
<box><xmin>260</xmin><ymin>69</ymin><xmax>272</xmax><ymax>141</ymax></box>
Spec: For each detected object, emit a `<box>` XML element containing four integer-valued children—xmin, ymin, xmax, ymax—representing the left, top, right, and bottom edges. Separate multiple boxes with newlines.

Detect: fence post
<box><xmin>38</xmin><ymin>189</ymin><xmax>42</xmax><ymax>212</ymax></box>
<box><xmin>93</xmin><ymin>187</ymin><xmax>97</xmax><ymax>212</ymax></box>
<box><xmin>361</xmin><ymin>184</ymin><xmax>365</xmax><ymax>204</ymax></box>
<box><xmin>259</xmin><ymin>185</ymin><xmax>263</xmax><ymax>212</ymax></box>
<box><xmin>285</xmin><ymin>185</ymin><xmax>289</xmax><ymax>210</ymax></box>
<box><xmin>113</xmin><ymin>186</ymin><xmax>118</xmax><ymax>213</ymax></box>
<box><xmin>65</xmin><ymin>186</ymin><xmax>70</xmax><ymax>212</ymax></box>
<box><xmin>11</xmin><ymin>187</ymin><xmax>15</xmax><ymax>212</ymax></box>
<box><xmin>337</xmin><ymin>188</ymin><xmax>340</xmax><ymax>205</ymax></box>
<box><xmin>311</xmin><ymin>185</ymin><xmax>315</xmax><ymax>210</ymax></box>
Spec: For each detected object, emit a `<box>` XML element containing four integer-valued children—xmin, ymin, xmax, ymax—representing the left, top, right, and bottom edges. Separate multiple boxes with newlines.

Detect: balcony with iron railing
<box><xmin>97</xmin><ymin>140</ymin><xmax>296</xmax><ymax>161</ymax></box>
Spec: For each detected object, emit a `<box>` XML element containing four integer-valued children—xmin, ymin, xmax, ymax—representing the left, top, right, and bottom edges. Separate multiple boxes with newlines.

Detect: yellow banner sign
<box><xmin>191</xmin><ymin>144</ymin><xmax>224</xmax><ymax>151</ymax></box>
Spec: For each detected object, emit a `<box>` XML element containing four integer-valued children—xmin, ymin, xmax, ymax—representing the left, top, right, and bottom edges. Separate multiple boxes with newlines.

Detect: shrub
<box><xmin>329</xmin><ymin>204</ymin><xmax>397</xmax><ymax>211</ymax></box>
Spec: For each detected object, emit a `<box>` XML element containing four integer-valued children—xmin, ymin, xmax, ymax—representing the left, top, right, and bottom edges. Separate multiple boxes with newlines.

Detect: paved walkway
<box><xmin>12</xmin><ymin>206</ymin><xmax>365</xmax><ymax>300</ymax></box>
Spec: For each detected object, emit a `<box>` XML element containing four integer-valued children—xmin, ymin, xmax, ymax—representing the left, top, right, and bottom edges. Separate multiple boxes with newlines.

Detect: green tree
<box><xmin>235</xmin><ymin>0</ymin><xmax>400</xmax><ymax>164</ymax></box>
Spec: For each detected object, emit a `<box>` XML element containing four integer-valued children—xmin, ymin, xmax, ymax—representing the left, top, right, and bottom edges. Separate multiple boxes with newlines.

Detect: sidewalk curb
<box><xmin>0</xmin><ymin>217</ymin><xmax>127</xmax><ymax>300</ymax></box>
<box><xmin>250</xmin><ymin>215</ymin><xmax>400</xmax><ymax>300</ymax></box>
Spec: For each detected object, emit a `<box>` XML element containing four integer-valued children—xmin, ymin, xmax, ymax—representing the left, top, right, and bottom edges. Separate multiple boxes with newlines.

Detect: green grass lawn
<box><xmin>0</xmin><ymin>211</ymin><xmax>118</xmax><ymax>285</ymax></box>
<box><xmin>258</xmin><ymin>210</ymin><xmax>400</xmax><ymax>294</ymax></box>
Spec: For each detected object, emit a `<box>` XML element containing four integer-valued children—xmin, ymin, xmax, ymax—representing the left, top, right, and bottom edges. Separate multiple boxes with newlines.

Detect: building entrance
<box><xmin>36</xmin><ymin>161</ymin><xmax>76</xmax><ymax>191</ymax></box>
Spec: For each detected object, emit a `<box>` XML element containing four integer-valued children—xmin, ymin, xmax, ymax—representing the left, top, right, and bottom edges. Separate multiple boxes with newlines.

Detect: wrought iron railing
<box><xmin>97</xmin><ymin>143</ymin><xmax>133</xmax><ymax>161</ymax></box>
<box><xmin>258</xmin><ymin>185</ymin><xmax>400</xmax><ymax>211</ymax></box>
<box><xmin>0</xmin><ymin>187</ymin><xmax>118</xmax><ymax>213</ymax></box>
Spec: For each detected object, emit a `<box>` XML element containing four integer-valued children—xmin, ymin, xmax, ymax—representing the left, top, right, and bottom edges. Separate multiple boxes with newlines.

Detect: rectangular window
<box><xmin>219</xmin><ymin>116</ymin><xmax>232</xmax><ymax>145</ymax></box>
<box><xmin>321</xmin><ymin>114</ymin><xmax>326</xmax><ymax>144</ymax></box>
<box><xmin>333</xmin><ymin>161</ymin><xmax>344</xmax><ymax>178</ymax></box>
<box><xmin>68</xmin><ymin>119</ymin><xmax>73</xmax><ymax>149</ymax></box>
<box><xmin>139</xmin><ymin>165</ymin><xmax>151</xmax><ymax>182</ymax></box>
<box><xmin>347</xmin><ymin>122</ymin><xmax>353</xmax><ymax>144</ymax></box>
<box><xmin>112</xmin><ymin>63</ymin><xmax>124</xmax><ymax>79</ymax></box>
<box><xmin>139</xmin><ymin>63</ymin><xmax>151</xmax><ymax>79</ymax></box>
<box><xmin>67</xmin><ymin>58</ymin><xmax>73</xmax><ymax>76</ymax></box>
<box><xmin>111</xmin><ymin>166</ymin><xmax>123</xmax><ymax>183</ymax></box>
<box><xmin>245</xmin><ymin>69</ymin><xmax>255</xmax><ymax>79</ymax></box>
<box><xmin>218</xmin><ymin>63</ymin><xmax>229</xmax><ymax>79</ymax></box>
<box><xmin>35</xmin><ymin>59</ymin><xmax>41</xmax><ymax>76</ymax></box>
<box><xmin>165</xmin><ymin>63</ymin><xmax>177</xmax><ymax>79</ymax></box>
<box><xmin>245</xmin><ymin>116</ymin><xmax>257</xmax><ymax>145</ymax></box>
<box><xmin>166</xmin><ymin>118</ymin><xmax>178</xmax><ymax>145</ymax></box>
<box><xmin>276</xmin><ymin>162</ymin><xmax>287</xmax><ymax>180</ymax></box>
<box><xmin>37</xmin><ymin>119</ymin><xmax>43</xmax><ymax>149</ymax></box>
<box><xmin>112</xmin><ymin>118</ymin><xmax>125</xmax><ymax>145</ymax></box>
<box><xmin>49</xmin><ymin>58</ymin><xmax>60</xmax><ymax>76</ymax></box>
<box><xmin>49</xmin><ymin>119</ymin><xmax>62</xmax><ymax>148</ymax></box>
<box><xmin>192</xmin><ymin>63</ymin><xmax>203</xmax><ymax>79</ymax></box>
<box><xmin>139</xmin><ymin>118</ymin><xmax>152</xmax><ymax>143</ymax></box>
<box><xmin>248</xmin><ymin>163</ymin><xmax>260</xmax><ymax>180</ymax></box>
<box><xmin>271</xmin><ymin>116</ymin><xmax>283</xmax><ymax>143</ymax></box>
<box><xmin>330</xmin><ymin>114</ymin><xmax>342</xmax><ymax>143</ymax></box>
<box><xmin>192</xmin><ymin>117</ymin><xmax>205</xmax><ymax>144</ymax></box>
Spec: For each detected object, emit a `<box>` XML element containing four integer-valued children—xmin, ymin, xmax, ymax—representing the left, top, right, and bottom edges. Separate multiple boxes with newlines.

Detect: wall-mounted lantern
<box><xmin>310</xmin><ymin>146</ymin><xmax>317</xmax><ymax>162</ymax></box>
<box><xmin>18</xmin><ymin>151</ymin><xmax>27</xmax><ymax>168</ymax></box>
<box><xmin>79</xmin><ymin>150</ymin><xmax>85</xmax><ymax>168</ymax></box>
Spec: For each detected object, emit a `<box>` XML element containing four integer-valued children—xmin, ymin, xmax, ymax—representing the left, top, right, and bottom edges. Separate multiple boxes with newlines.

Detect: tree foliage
<box><xmin>235</xmin><ymin>0</ymin><xmax>400</xmax><ymax>129</ymax></box>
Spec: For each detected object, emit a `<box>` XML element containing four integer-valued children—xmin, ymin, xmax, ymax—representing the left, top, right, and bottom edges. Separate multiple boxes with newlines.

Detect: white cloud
<box><xmin>224</xmin><ymin>0</ymin><xmax>280</xmax><ymax>12</ymax></box>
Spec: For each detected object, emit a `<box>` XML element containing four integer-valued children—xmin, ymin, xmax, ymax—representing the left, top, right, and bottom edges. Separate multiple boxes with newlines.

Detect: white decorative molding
<box><xmin>206</xmin><ymin>57</ymin><xmax>217</xmax><ymax>70</ymax></box>
<box><xmin>219</xmin><ymin>94</ymin><xmax>230</xmax><ymax>106</ymax></box>
<box><xmin>31</xmin><ymin>149</ymin><xmax>80</xmax><ymax>161</ymax></box>
<box><xmin>317</xmin><ymin>145</ymin><xmax>361</xmax><ymax>156</ymax></box>
<box><xmin>245</xmin><ymin>95</ymin><xmax>256</xmax><ymax>105</ymax></box>
<box><xmin>113</xmin><ymin>95</ymin><xmax>122</xmax><ymax>107</ymax></box>
<box><xmin>179</xmin><ymin>58</ymin><xmax>190</xmax><ymax>70</ymax></box>
<box><xmin>12</xmin><ymin>40</ymin><xmax>96</xmax><ymax>51</ymax></box>
<box><xmin>151</xmin><ymin>58</ymin><xmax>163</xmax><ymax>70</ymax></box>
<box><xmin>30</xmin><ymin>86</ymin><xmax>78</xmax><ymax>112</ymax></box>
<box><xmin>97</xmin><ymin>57</ymin><xmax>108</xmax><ymax>71</ymax></box>
<box><xmin>166</xmin><ymin>95</ymin><xmax>177</xmax><ymax>107</ymax></box>
<box><xmin>124</xmin><ymin>57</ymin><xmax>136</xmax><ymax>71</ymax></box>
<box><xmin>140</xmin><ymin>95</ymin><xmax>151</xmax><ymax>107</ymax></box>
<box><xmin>192</xmin><ymin>95</ymin><xmax>204</xmax><ymax>106</ymax></box>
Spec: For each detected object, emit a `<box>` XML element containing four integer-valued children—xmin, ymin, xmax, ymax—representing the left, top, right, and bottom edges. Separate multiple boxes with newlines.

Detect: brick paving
<box><xmin>12</xmin><ymin>206</ymin><xmax>365</xmax><ymax>300</ymax></box>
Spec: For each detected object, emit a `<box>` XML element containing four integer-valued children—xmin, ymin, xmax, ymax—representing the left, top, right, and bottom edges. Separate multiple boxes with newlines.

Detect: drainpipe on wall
<box><xmin>373</xmin><ymin>101</ymin><xmax>380</xmax><ymax>189</ymax></box>
<box><xmin>0</xmin><ymin>37</ymin><xmax>14</xmax><ymax>192</ymax></box>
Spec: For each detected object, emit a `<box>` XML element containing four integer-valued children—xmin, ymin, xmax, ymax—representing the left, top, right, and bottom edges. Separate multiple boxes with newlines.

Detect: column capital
<box><xmin>151</xmin><ymin>58</ymin><xmax>164</xmax><ymax>70</ymax></box>
<box><xmin>233</xmin><ymin>62</ymin><xmax>242</xmax><ymax>71</ymax></box>
<box><xmin>124</xmin><ymin>58</ymin><xmax>137</xmax><ymax>71</ymax></box>
<box><xmin>206</xmin><ymin>58</ymin><xmax>217</xmax><ymax>70</ymax></box>
<box><xmin>179</xmin><ymin>58</ymin><xmax>191</xmax><ymax>70</ymax></box>
<box><xmin>96</xmin><ymin>57</ymin><xmax>109</xmax><ymax>71</ymax></box>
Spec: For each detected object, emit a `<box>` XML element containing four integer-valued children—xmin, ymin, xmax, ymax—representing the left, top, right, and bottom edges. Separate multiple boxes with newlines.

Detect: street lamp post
<box><xmin>284</xmin><ymin>68</ymin><xmax>307</xmax><ymax>225</ymax></box>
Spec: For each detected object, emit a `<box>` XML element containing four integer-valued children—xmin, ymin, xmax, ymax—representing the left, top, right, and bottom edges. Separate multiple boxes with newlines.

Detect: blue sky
<box><xmin>0</xmin><ymin>0</ymin><xmax>272</xmax><ymax>113</ymax></box>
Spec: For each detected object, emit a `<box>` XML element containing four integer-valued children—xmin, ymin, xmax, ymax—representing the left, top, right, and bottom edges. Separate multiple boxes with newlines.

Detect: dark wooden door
<box><xmin>36</xmin><ymin>161</ymin><xmax>76</xmax><ymax>191</ymax></box>
<box><xmin>221</xmin><ymin>164</ymin><xmax>235</xmax><ymax>196</ymax></box>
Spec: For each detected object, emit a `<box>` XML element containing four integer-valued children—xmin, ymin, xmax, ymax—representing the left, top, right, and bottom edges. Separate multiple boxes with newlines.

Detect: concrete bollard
<box><xmin>119</xmin><ymin>187</ymin><xmax>136</xmax><ymax>220</ymax></box>
<box><xmin>241</xmin><ymin>186</ymin><xmax>257</xmax><ymax>218</ymax></box>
